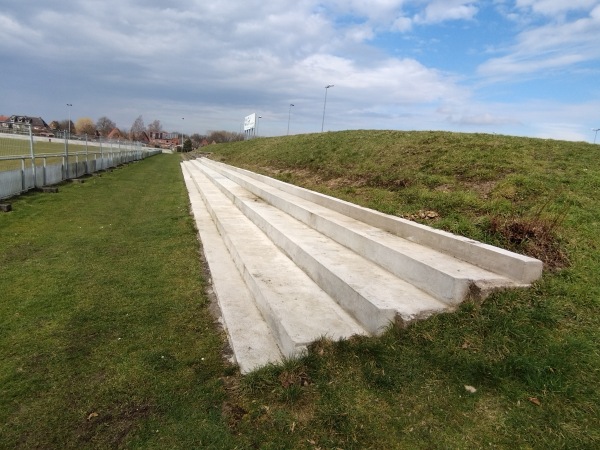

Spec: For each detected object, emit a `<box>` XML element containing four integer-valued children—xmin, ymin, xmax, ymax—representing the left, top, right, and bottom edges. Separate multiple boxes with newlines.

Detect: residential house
<box><xmin>148</xmin><ymin>131</ymin><xmax>180</xmax><ymax>149</ymax></box>
<box><xmin>107</xmin><ymin>128</ymin><xmax>126</xmax><ymax>140</ymax></box>
<box><xmin>0</xmin><ymin>115</ymin><xmax>55</xmax><ymax>136</ymax></box>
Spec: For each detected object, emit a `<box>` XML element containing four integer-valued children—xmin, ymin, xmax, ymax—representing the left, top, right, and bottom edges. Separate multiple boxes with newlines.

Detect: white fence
<box><xmin>0</xmin><ymin>126</ymin><xmax>161</xmax><ymax>200</ymax></box>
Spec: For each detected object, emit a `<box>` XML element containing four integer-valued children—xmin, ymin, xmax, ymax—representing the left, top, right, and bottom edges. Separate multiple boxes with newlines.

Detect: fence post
<box><xmin>64</xmin><ymin>132</ymin><xmax>69</xmax><ymax>180</ymax></box>
<box><xmin>85</xmin><ymin>134</ymin><xmax>89</xmax><ymax>174</ymax></box>
<box><xmin>21</xmin><ymin>158</ymin><xmax>26</xmax><ymax>192</ymax></box>
<box><xmin>29</xmin><ymin>124</ymin><xmax>37</xmax><ymax>188</ymax></box>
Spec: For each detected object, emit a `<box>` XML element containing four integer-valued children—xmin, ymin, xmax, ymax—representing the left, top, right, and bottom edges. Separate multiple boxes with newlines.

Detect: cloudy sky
<box><xmin>1</xmin><ymin>0</ymin><xmax>599</xmax><ymax>141</ymax></box>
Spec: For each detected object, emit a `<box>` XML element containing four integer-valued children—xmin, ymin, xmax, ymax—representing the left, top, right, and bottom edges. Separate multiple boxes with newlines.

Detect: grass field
<box><xmin>0</xmin><ymin>134</ymin><xmax>135</xmax><ymax>171</ymax></box>
<box><xmin>0</xmin><ymin>155</ymin><xmax>237</xmax><ymax>448</ymax></box>
<box><xmin>1</xmin><ymin>131</ymin><xmax>599</xmax><ymax>449</ymax></box>
<box><xmin>0</xmin><ymin>135</ymin><xmax>88</xmax><ymax>157</ymax></box>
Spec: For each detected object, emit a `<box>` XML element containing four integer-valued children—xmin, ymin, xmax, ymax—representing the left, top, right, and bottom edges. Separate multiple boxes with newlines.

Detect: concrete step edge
<box><xmin>184</xmin><ymin>162</ymin><xmax>368</xmax><ymax>357</ymax></box>
<box><xmin>193</xmin><ymin>161</ymin><xmax>449</xmax><ymax>332</ymax></box>
<box><xmin>181</xmin><ymin>164</ymin><xmax>283</xmax><ymax>372</ymax></box>
<box><xmin>194</xmin><ymin>159</ymin><xmax>515</xmax><ymax>304</ymax></box>
<box><xmin>200</xmin><ymin>158</ymin><xmax>542</xmax><ymax>284</ymax></box>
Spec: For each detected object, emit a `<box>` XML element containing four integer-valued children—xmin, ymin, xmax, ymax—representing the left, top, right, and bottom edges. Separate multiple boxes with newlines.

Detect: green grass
<box><xmin>204</xmin><ymin>131</ymin><xmax>598</xmax><ymax>267</ymax></box>
<box><xmin>201</xmin><ymin>131</ymin><xmax>600</xmax><ymax>448</ymax></box>
<box><xmin>1</xmin><ymin>131</ymin><xmax>599</xmax><ymax>449</ymax></box>
<box><xmin>0</xmin><ymin>135</ymin><xmax>123</xmax><ymax>171</ymax></box>
<box><xmin>0</xmin><ymin>135</ymin><xmax>89</xmax><ymax>157</ymax></box>
<box><xmin>0</xmin><ymin>155</ymin><xmax>236</xmax><ymax>448</ymax></box>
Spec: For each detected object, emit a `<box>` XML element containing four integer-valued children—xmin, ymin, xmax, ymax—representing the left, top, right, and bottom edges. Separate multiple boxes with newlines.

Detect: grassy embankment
<box><xmin>1</xmin><ymin>130</ymin><xmax>599</xmax><ymax>448</ymax></box>
<box><xmin>200</xmin><ymin>130</ymin><xmax>600</xmax><ymax>448</ymax></box>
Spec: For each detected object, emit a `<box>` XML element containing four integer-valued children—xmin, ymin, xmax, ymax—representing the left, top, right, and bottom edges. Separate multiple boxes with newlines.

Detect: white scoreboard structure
<box><xmin>244</xmin><ymin>113</ymin><xmax>256</xmax><ymax>139</ymax></box>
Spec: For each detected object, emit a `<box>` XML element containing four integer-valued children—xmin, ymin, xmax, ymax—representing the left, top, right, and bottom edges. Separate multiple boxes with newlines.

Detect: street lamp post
<box><xmin>66</xmin><ymin>103</ymin><xmax>72</xmax><ymax>139</ymax></box>
<box><xmin>593</xmin><ymin>128</ymin><xmax>600</xmax><ymax>144</ymax></box>
<box><xmin>66</xmin><ymin>103</ymin><xmax>72</xmax><ymax>179</ymax></box>
<box><xmin>181</xmin><ymin>117</ymin><xmax>184</xmax><ymax>151</ymax></box>
<box><xmin>321</xmin><ymin>85</ymin><xmax>334</xmax><ymax>132</ymax></box>
<box><xmin>287</xmin><ymin>104</ymin><xmax>294</xmax><ymax>135</ymax></box>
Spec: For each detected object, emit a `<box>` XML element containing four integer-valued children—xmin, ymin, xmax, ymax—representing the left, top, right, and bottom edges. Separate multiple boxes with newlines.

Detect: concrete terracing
<box><xmin>181</xmin><ymin>158</ymin><xmax>543</xmax><ymax>373</ymax></box>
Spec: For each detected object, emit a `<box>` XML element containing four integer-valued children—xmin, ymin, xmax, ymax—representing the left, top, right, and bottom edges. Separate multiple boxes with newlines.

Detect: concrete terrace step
<box><xmin>182</xmin><ymin>163</ymin><xmax>366</xmax><ymax>370</ymax></box>
<box><xmin>198</xmin><ymin>158</ymin><xmax>543</xmax><ymax>286</ymax></box>
<box><xmin>181</xmin><ymin>158</ymin><xmax>543</xmax><ymax>373</ymax></box>
<box><xmin>182</xmin><ymin>170</ymin><xmax>283</xmax><ymax>373</ymax></box>
<box><xmin>190</xmin><ymin>159</ymin><xmax>448</xmax><ymax>334</ymax></box>
<box><xmin>195</xmin><ymin>158</ymin><xmax>542</xmax><ymax>304</ymax></box>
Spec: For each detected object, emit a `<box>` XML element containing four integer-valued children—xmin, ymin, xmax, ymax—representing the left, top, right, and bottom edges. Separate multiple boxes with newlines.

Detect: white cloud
<box><xmin>0</xmin><ymin>0</ymin><xmax>598</xmax><ymax>141</ymax></box>
<box><xmin>437</xmin><ymin>99</ymin><xmax>599</xmax><ymax>141</ymax></box>
<box><xmin>516</xmin><ymin>0</ymin><xmax>599</xmax><ymax>16</ymax></box>
<box><xmin>326</xmin><ymin>0</ymin><xmax>408</xmax><ymax>24</ymax></box>
<box><xmin>344</xmin><ymin>24</ymin><xmax>376</xmax><ymax>43</ymax></box>
<box><xmin>294</xmin><ymin>54</ymin><xmax>466</xmax><ymax>104</ymax></box>
<box><xmin>415</xmin><ymin>0</ymin><xmax>479</xmax><ymax>24</ymax></box>
<box><xmin>478</xmin><ymin>4</ymin><xmax>600</xmax><ymax>78</ymax></box>
<box><xmin>392</xmin><ymin>16</ymin><xmax>413</xmax><ymax>32</ymax></box>
<box><xmin>443</xmin><ymin>111</ymin><xmax>521</xmax><ymax>126</ymax></box>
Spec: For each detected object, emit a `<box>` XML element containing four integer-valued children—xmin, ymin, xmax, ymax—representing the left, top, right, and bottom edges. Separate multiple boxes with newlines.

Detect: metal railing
<box><xmin>0</xmin><ymin>125</ymin><xmax>161</xmax><ymax>199</ymax></box>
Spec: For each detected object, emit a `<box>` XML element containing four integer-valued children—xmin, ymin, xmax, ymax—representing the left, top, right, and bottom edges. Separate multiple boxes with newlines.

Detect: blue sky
<box><xmin>1</xmin><ymin>0</ymin><xmax>599</xmax><ymax>141</ymax></box>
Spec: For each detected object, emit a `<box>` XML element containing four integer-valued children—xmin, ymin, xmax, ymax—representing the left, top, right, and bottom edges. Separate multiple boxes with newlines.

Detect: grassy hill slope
<box><xmin>199</xmin><ymin>130</ymin><xmax>600</xmax><ymax>448</ymax></box>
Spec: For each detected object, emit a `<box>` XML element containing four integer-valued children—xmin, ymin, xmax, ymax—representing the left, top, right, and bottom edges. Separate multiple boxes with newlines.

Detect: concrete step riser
<box><xmin>182</xmin><ymin>168</ymin><xmax>283</xmax><ymax>372</ymax></box>
<box><xmin>196</xmin><ymin>161</ymin><xmax>451</xmax><ymax>333</ymax></box>
<box><xmin>199</xmin><ymin>165</ymin><xmax>399</xmax><ymax>333</ymax></box>
<box><xmin>196</xmin><ymin>160</ymin><xmax>480</xmax><ymax>304</ymax></box>
<box><xmin>186</xmin><ymin>164</ymin><xmax>366</xmax><ymax>358</ymax></box>
<box><xmin>182</xmin><ymin>159</ymin><xmax>543</xmax><ymax>372</ymax></box>
<box><xmin>187</xmin><ymin>168</ymin><xmax>304</xmax><ymax>356</ymax></box>
<box><xmin>200</xmin><ymin>158</ymin><xmax>542</xmax><ymax>284</ymax></box>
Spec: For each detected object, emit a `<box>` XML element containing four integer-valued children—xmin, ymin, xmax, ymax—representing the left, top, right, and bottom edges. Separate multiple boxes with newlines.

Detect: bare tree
<box><xmin>207</xmin><ymin>130</ymin><xmax>245</xmax><ymax>143</ymax></box>
<box><xmin>129</xmin><ymin>115</ymin><xmax>146</xmax><ymax>140</ymax></box>
<box><xmin>75</xmin><ymin>117</ymin><xmax>96</xmax><ymax>136</ymax></box>
<box><xmin>96</xmin><ymin>116</ymin><xmax>116</xmax><ymax>137</ymax></box>
<box><xmin>190</xmin><ymin>133</ymin><xmax>207</xmax><ymax>149</ymax></box>
<box><xmin>58</xmin><ymin>120</ymin><xmax>75</xmax><ymax>134</ymax></box>
<box><xmin>147</xmin><ymin>119</ymin><xmax>163</xmax><ymax>134</ymax></box>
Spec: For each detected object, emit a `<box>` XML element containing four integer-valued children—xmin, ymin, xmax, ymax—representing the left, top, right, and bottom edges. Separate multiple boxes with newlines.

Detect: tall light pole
<box><xmin>65</xmin><ymin>103</ymin><xmax>72</xmax><ymax>179</ymax></box>
<box><xmin>181</xmin><ymin>117</ymin><xmax>184</xmax><ymax>151</ymax></box>
<box><xmin>287</xmin><ymin>104</ymin><xmax>294</xmax><ymax>135</ymax></box>
<box><xmin>321</xmin><ymin>84</ymin><xmax>334</xmax><ymax>132</ymax></box>
<box><xmin>593</xmin><ymin>128</ymin><xmax>600</xmax><ymax>144</ymax></box>
<box><xmin>66</xmin><ymin>103</ymin><xmax>72</xmax><ymax>139</ymax></box>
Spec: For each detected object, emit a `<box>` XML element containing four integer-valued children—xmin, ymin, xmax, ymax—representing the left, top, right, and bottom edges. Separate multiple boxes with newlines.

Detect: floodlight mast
<box><xmin>66</xmin><ymin>103</ymin><xmax>72</xmax><ymax>139</ymax></box>
<box><xmin>66</xmin><ymin>103</ymin><xmax>72</xmax><ymax>178</ymax></box>
<box><xmin>321</xmin><ymin>84</ymin><xmax>334</xmax><ymax>132</ymax></box>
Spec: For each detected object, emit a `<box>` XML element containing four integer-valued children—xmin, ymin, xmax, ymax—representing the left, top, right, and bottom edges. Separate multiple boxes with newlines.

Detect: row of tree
<box><xmin>184</xmin><ymin>131</ymin><xmax>245</xmax><ymax>150</ymax></box>
<box><xmin>48</xmin><ymin>115</ymin><xmax>160</xmax><ymax>139</ymax></box>
<box><xmin>48</xmin><ymin>114</ymin><xmax>245</xmax><ymax>148</ymax></box>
